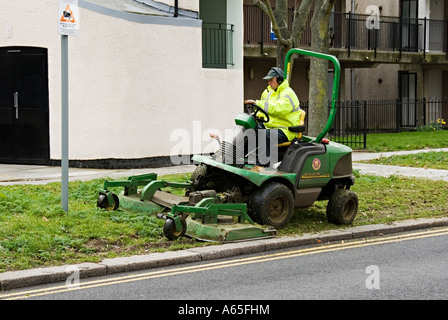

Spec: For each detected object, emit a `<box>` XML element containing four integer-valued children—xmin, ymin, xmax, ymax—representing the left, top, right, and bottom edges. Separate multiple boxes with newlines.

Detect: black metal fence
<box><xmin>244</xmin><ymin>5</ymin><xmax>312</xmax><ymax>49</ymax></box>
<box><xmin>243</xmin><ymin>5</ymin><xmax>448</xmax><ymax>57</ymax></box>
<box><xmin>333</xmin><ymin>12</ymin><xmax>448</xmax><ymax>58</ymax></box>
<box><xmin>202</xmin><ymin>23</ymin><xmax>234</xmax><ymax>68</ymax></box>
<box><xmin>300</xmin><ymin>98</ymin><xmax>448</xmax><ymax>149</ymax></box>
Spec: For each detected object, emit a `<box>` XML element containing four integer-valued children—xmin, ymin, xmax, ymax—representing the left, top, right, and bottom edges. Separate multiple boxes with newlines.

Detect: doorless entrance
<box><xmin>0</xmin><ymin>47</ymin><xmax>50</xmax><ymax>165</ymax></box>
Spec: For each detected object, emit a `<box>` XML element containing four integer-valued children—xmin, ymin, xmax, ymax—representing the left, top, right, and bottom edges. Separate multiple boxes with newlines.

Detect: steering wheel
<box><xmin>245</xmin><ymin>103</ymin><xmax>270</xmax><ymax>124</ymax></box>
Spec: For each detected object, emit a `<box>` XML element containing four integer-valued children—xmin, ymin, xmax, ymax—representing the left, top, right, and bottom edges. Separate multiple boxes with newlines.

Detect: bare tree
<box><xmin>253</xmin><ymin>0</ymin><xmax>313</xmax><ymax>67</ymax></box>
<box><xmin>308</xmin><ymin>0</ymin><xmax>335</xmax><ymax>136</ymax></box>
<box><xmin>253</xmin><ymin>0</ymin><xmax>336</xmax><ymax>137</ymax></box>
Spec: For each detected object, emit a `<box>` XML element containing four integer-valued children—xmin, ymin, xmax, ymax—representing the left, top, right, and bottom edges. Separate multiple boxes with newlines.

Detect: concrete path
<box><xmin>352</xmin><ymin>148</ymin><xmax>448</xmax><ymax>181</ymax></box>
<box><xmin>0</xmin><ymin>164</ymin><xmax>197</xmax><ymax>186</ymax></box>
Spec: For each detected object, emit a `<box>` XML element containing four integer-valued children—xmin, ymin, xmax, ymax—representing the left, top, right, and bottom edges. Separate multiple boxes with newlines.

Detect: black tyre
<box><xmin>97</xmin><ymin>193</ymin><xmax>119</xmax><ymax>211</ymax></box>
<box><xmin>163</xmin><ymin>218</ymin><xmax>187</xmax><ymax>240</ymax></box>
<box><xmin>191</xmin><ymin>164</ymin><xmax>207</xmax><ymax>182</ymax></box>
<box><xmin>326</xmin><ymin>189</ymin><xmax>358</xmax><ymax>225</ymax></box>
<box><xmin>248</xmin><ymin>182</ymin><xmax>294</xmax><ymax>229</ymax></box>
<box><xmin>191</xmin><ymin>164</ymin><xmax>208</xmax><ymax>191</ymax></box>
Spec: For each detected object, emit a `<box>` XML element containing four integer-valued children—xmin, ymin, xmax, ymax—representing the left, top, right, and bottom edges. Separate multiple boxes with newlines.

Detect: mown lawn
<box><xmin>356</xmin><ymin>130</ymin><xmax>448</xmax><ymax>152</ymax></box>
<box><xmin>360</xmin><ymin>151</ymin><xmax>448</xmax><ymax>170</ymax></box>
<box><xmin>1</xmin><ymin>170</ymin><xmax>447</xmax><ymax>272</ymax></box>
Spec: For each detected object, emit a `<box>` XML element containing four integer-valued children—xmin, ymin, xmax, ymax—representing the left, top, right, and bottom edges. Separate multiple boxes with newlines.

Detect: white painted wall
<box><xmin>156</xmin><ymin>0</ymin><xmax>199</xmax><ymax>12</ymax></box>
<box><xmin>0</xmin><ymin>0</ymin><xmax>243</xmax><ymax>162</ymax></box>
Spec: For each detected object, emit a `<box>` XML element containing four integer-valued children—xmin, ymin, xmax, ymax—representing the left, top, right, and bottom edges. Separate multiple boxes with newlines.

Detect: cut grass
<box><xmin>0</xmin><ymin>176</ymin><xmax>207</xmax><ymax>272</ymax></box>
<box><xmin>282</xmin><ymin>173</ymin><xmax>448</xmax><ymax>236</ymax></box>
<box><xmin>360</xmin><ymin>151</ymin><xmax>448</xmax><ymax>170</ymax></box>
<box><xmin>355</xmin><ymin>130</ymin><xmax>448</xmax><ymax>152</ymax></box>
<box><xmin>1</xmin><ymin>171</ymin><xmax>448</xmax><ymax>272</ymax></box>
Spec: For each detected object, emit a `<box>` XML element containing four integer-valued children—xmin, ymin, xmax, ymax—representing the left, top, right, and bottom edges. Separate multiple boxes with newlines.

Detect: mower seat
<box><xmin>278</xmin><ymin>110</ymin><xmax>306</xmax><ymax>148</ymax></box>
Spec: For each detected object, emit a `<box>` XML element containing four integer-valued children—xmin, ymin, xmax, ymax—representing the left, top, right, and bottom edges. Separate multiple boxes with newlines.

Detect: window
<box><xmin>401</xmin><ymin>0</ymin><xmax>419</xmax><ymax>52</ymax></box>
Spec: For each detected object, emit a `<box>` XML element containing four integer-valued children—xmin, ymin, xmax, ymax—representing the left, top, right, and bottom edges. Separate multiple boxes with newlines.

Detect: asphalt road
<box><xmin>4</xmin><ymin>227</ymin><xmax>448</xmax><ymax>303</ymax></box>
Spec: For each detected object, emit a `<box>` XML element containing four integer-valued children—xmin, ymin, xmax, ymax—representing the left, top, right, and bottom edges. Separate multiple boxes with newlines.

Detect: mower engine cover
<box><xmin>235</xmin><ymin>113</ymin><xmax>257</xmax><ymax>129</ymax></box>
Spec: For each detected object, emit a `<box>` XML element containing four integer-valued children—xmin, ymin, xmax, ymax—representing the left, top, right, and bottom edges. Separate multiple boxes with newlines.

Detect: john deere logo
<box><xmin>312</xmin><ymin>158</ymin><xmax>321</xmax><ymax>170</ymax></box>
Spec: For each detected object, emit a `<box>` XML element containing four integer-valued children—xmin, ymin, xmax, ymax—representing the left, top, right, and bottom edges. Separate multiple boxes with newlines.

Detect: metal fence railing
<box><xmin>243</xmin><ymin>5</ymin><xmax>448</xmax><ymax>57</ymax></box>
<box><xmin>202</xmin><ymin>23</ymin><xmax>234</xmax><ymax>68</ymax></box>
<box><xmin>333</xmin><ymin>12</ymin><xmax>448</xmax><ymax>58</ymax></box>
<box><xmin>299</xmin><ymin>98</ymin><xmax>447</xmax><ymax>149</ymax></box>
<box><xmin>243</xmin><ymin>5</ymin><xmax>312</xmax><ymax>50</ymax></box>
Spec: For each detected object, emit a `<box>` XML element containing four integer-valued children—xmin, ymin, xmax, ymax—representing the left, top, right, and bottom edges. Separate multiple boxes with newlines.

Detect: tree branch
<box><xmin>253</xmin><ymin>0</ymin><xmax>290</xmax><ymax>46</ymax></box>
<box><xmin>290</xmin><ymin>0</ymin><xmax>313</xmax><ymax>47</ymax></box>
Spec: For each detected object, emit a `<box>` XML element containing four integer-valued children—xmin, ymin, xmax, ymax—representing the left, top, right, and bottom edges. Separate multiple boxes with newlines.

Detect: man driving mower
<box><xmin>244</xmin><ymin>67</ymin><xmax>303</xmax><ymax>166</ymax></box>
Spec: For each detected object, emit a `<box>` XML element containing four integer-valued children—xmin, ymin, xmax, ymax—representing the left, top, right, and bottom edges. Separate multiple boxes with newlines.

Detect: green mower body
<box><xmin>190</xmin><ymin>48</ymin><xmax>358</xmax><ymax>229</ymax></box>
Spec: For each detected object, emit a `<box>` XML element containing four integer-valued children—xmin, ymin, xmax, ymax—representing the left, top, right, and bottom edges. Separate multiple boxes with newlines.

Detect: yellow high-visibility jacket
<box><xmin>255</xmin><ymin>80</ymin><xmax>301</xmax><ymax>141</ymax></box>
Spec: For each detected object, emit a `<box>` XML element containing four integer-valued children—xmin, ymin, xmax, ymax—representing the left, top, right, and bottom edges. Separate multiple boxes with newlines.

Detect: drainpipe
<box><xmin>174</xmin><ymin>0</ymin><xmax>178</xmax><ymax>17</ymax></box>
<box><xmin>351</xmin><ymin>0</ymin><xmax>355</xmax><ymax>101</ymax></box>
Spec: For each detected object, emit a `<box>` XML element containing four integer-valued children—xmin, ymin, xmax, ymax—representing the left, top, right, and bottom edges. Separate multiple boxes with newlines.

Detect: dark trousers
<box><xmin>254</xmin><ymin>124</ymin><xmax>288</xmax><ymax>166</ymax></box>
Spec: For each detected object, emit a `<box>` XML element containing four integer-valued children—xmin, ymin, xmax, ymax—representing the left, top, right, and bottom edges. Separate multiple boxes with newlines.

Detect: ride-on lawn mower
<box><xmin>97</xmin><ymin>48</ymin><xmax>358</xmax><ymax>242</ymax></box>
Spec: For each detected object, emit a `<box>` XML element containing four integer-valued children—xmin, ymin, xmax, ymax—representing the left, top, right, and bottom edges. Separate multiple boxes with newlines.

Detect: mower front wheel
<box><xmin>163</xmin><ymin>218</ymin><xmax>187</xmax><ymax>240</ymax></box>
<box><xmin>248</xmin><ymin>182</ymin><xmax>294</xmax><ymax>229</ymax></box>
<box><xmin>326</xmin><ymin>189</ymin><xmax>358</xmax><ymax>225</ymax></box>
<box><xmin>97</xmin><ymin>192</ymin><xmax>119</xmax><ymax>211</ymax></box>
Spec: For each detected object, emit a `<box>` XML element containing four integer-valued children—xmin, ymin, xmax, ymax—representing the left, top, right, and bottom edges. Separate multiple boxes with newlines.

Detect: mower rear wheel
<box><xmin>163</xmin><ymin>218</ymin><xmax>187</xmax><ymax>240</ymax></box>
<box><xmin>248</xmin><ymin>182</ymin><xmax>294</xmax><ymax>229</ymax></box>
<box><xmin>191</xmin><ymin>164</ymin><xmax>208</xmax><ymax>191</ymax></box>
<box><xmin>191</xmin><ymin>164</ymin><xmax>207</xmax><ymax>182</ymax></box>
<box><xmin>326</xmin><ymin>189</ymin><xmax>358</xmax><ymax>225</ymax></box>
<box><xmin>97</xmin><ymin>193</ymin><xmax>119</xmax><ymax>211</ymax></box>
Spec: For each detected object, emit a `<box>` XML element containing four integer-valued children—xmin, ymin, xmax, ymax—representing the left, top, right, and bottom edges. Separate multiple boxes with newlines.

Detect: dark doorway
<box><xmin>0</xmin><ymin>47</ymin><xmax>50</xmax><ymax>165</ymax></box>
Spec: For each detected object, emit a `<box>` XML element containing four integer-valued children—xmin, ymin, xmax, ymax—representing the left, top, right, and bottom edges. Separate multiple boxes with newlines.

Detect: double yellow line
<box><xmin>2</xmin><ymin>227</ymin><xmax>448</xmax><ymax>300</ymax></box>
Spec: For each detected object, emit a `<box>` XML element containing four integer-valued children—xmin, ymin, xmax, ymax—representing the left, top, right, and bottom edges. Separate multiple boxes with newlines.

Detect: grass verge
<box><xmin>360</xmin><ymin>151</ymin><xmax>448</xmax><ymax>170</ymax></box>
<box><xmin>354</xmin><ymin>130</ymin><xmax>448</xmax><ymax>152</ymax></box>
<box><xmin>1</xmin><ymin>170</ymin><xmax>447</xmax><ymax>272</ymax></box>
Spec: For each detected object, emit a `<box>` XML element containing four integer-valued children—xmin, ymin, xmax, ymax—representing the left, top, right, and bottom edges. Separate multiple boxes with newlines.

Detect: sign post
<box><xmin>58</xmin><ymin>0</ymin><xmax>79</xmax><ymax>212</ymax></box>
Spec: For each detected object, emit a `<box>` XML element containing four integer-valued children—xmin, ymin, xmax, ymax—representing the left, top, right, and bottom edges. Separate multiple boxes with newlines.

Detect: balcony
<box><xmin>202</xmin><ymin>23</ymin><xmax>234</xmax><ymax>69</ymax></box>
<box><xmin>244</xmin><ymin>5</ymin><xmax>448</xmax><ymax>66</ymax></box>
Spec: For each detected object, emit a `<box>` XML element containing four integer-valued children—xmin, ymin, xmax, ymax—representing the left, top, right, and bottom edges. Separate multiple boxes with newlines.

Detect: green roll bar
<box><xmin>284</xmin><ymin>48</ymin><xmax>341</xmax><ymax>143</ymax></box>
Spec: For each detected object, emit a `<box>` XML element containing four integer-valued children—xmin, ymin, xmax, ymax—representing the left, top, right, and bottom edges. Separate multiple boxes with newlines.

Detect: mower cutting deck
<box><xmin>97</xmin><ymin>173</ymin><xmax>276</xmax><ymax>242</ymax></box>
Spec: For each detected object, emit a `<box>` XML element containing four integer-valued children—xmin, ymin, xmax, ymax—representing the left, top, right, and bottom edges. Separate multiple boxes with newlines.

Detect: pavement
<box><xmin>0</xmin><ymin>163</ymin><xmax>197</xmax><ymax>186</ymax></box>
<box><xmin>351</xmin><ymin>148</ymin><xmax>448</xmax><ymax>181</ymax></box>
<box><xmin>1</xmin><ymin>148</ymin><xmax>448</xmax><ymax>291</ymax></box>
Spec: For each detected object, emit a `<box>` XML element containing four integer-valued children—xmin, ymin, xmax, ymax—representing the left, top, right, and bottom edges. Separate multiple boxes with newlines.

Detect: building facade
<box><xmin>243</xmin><ymin>0</ymin><xmax>448</xmax><ymax>131</ymax></box>
<box><xmin>0</xmin><ymin>0</ymin><xmax>243</xmax><ymax>167</ymax></box>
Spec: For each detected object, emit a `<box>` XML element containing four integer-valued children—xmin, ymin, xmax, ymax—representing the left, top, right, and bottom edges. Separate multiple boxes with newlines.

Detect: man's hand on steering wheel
<box><xmin>243</xmin><ymin>100</ymin><xmax>270</xmax><ymax>124</ymax></box>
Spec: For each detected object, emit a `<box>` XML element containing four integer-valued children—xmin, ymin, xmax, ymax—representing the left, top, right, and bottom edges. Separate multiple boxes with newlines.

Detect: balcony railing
<box><xmin>244</xmin><ymin>5</ymin><xmax>448</xmax><ymax>58</ymax></box>
<box><xmin>202</xmin><ymin>23</ymin><xmax>234</xmax><ymax>68</ymax></box>
<box><xmin>244</xmin><ymin>5</ymin><xmax>311</xmax><ymax>49</ymax></box>
<box><xmin>336</xmin><ymin>12</ymin><xmax>448</xmax><ymax>58</ymax></box>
